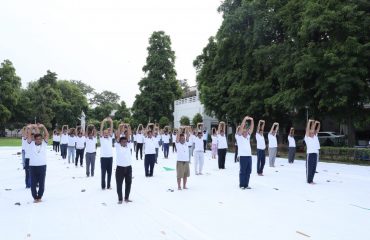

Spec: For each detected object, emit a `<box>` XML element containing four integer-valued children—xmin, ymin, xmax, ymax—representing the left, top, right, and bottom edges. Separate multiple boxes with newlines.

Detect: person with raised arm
<box><xmin>114</xmin><ymin>123</ymin><xmax>133</xmax><ymax>203</ymax></box>
<box><xmin>133</xmin><ymin>128</ymin><xmax>137</xmax><ymax>152</ymax></box>
<box><xmin>235</xmin><ymin>116</ymin><xmax>254</xmax><ymax>189</ymax></box>
<box><xmin>304</xmin><ymin>120</ymin><xmax>319</xmax><ymax>184</ymax></box>
<box><xmin>202</xmin><ymin>126</ymin><xmax>208</xmax><ymax>153</ymax></box>
<box><xmin>162</xmin><ymin>126</ymin><xmax>170</xmax><ymax>159</ymax></box>
<box><xmin>211</xmin><ymin>127</ymin><xmax>218</xmax><ymax>159</ymax></box>
<box><xmin>154</xmin><ymin>126</ymin><xmax>161</xmax><ymax>164</ymax></box>
<box><xmin>100</xmin><ymin>117</ymin><xmax>114</xmax><ymax>190</ymax></box>
<box><xmin>268</xmin><ymin>122</ymin><xmax>279</xmax><ymax>167</ymax></box>
<box><xmin>313</xmin><ymin>121</ymin><xmax>321</xmax><ymax>172</ymax></box>
<box><xmin>217</xmin><ymin>122</ymin><xmax>228</xmax><ymax>169</ymax></box>
<box><xmin>60</xmin><ymin>125</ymin><xmax>69</xmax><ymax>160</ymax></box>
<box><xmin>234</xmin><ymin>126</ymin><xmax>240</xmax><ymax>163</ymax></box>
<box><xmin>67</xmin><ymin>128</ymin><xmax>77</xmax><ymax>164</ymax></box>
<box><xmin>85</xmin><ymin>125</ymin><xmax>97</xmax><ymax>177</ymax></box>
<box><xmin>287</xmin><ymin>127</ymin><xmax>296</xmax><ymax>164</ymax></box>
<box><xmin>256</xmin><ymin>120</ymin><xmax>266</xmax><ymax>176</ymax></box>
<box><xmin>75</xmin><ymin>126</ymin><xmax>86</xmax><ymax>167</ymax></box>
<box><xmin>21</xmin><ymin>127</ymin><xmax>31</xmax><ymax>188</ymax></box>
<box><xmin>26</xmin><ymin>123</ymin><xmax>49</xmax><ymax>203</ymax></box>
<box><xmin>52</xmin><ymin>129</ymin><xmax>60</xmax><ymax>152</ymax></box>
<box><xmin>135</xmin><ymin>124</ymin><xmax>144</xmax><ymax>160</ymax></box>
<box><xmin>172</xmin><ymin>130</ymin><xmax>177</xmax><ymax>153</ymax></box>
<box><xmin>187</xmin><ymin>126</ymin><xmax>194</xmax><ymax>162</ymax></box>
<box><xmin>143</xmin><ymin>123</ymin><xmax>157</xmax><ymax>177</ymax></box>
<box><xmin>193</xmin><ymin>123</ymin><xmax>205</xmax><ymax>175</ymax></box>
<box><xmin>176</xmin><ymin>127</ymin><xmax>191</xmax><ymax>190</ymax></box>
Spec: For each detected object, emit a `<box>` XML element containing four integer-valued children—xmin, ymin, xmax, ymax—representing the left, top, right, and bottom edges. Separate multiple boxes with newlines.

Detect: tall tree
<box><xmin>132</xmin><ymin>31</ymin><xmax>182</xmax><ymax>124</ymax></box>
<box><xmin>0</xmin><ymin>60</ymin><xmax>22</xmax><ymax>129</ymax></box>
<box><xmin>180</xmin><ymin>116</ymin><xmax>190</xmax><ymax>126</ymax></box>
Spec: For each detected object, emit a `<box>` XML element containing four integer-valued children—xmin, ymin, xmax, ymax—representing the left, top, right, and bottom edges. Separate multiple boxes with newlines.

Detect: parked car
<box><xmin>317</xmin><ymin>132</ymin><xmax>345</xmax><ymax>146</ymax></box>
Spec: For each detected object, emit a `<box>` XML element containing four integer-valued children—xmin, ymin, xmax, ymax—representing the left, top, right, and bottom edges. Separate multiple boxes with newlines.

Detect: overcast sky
<box><xmin>0</xmin><ymin>0</ymin><xmax>223</xmax><ymax>107</ymax></box>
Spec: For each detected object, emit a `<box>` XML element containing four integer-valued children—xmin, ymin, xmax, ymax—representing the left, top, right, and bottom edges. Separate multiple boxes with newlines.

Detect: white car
<box><xmin>317</xmin><ymin>132</ymin><xmax>345</xmax><ymax>146</ymax></box>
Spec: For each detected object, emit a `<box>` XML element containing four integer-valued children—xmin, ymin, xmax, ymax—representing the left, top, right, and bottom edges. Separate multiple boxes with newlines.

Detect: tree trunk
<box><xmin>347</xmin><ymin>115</ymin><xmax>356</xmax><ymax>147</ymax></box>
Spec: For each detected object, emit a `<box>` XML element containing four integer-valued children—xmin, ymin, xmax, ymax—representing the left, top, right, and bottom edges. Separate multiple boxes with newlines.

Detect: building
<box><xmin>173</xmin><ymin>86</ymin><xmax>218</xmax><ymax>131</ymax></box>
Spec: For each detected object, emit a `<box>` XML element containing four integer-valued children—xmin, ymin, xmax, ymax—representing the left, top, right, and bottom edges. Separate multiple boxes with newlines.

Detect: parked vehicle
<box><xmin>317</xmin><ymin>132</ymin><xmax>345</xmax><ymax>146</ymax></box>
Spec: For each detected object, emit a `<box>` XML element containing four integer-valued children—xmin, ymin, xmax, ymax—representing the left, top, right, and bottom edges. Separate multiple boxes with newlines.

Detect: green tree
<box><xmin>0</xmin><ymin>60</ymin><xmax>21</xmax><ymax>129</ymax></box>
<box><xmin>159</xmin><ymin>116</ymin><xmax>170</xmax><ymax>128</ymax></box>
<box><xmin>192</xmin><ymin>113</ymin><xmax>203</xmax><ymax>127</ymax></box>
<box><xmin>114</xmin><ymin>101</ymin><xmax>131</xmax><ymax>120</ymax></box>
<box><xmin>132</xmin><ymin>31</ymin><xmax>182</xmax><ymax>123</ymax></box>
<box><xmin>180</xmin><ymin>116</ymin><xmax>190</xmax><ymax>126</ymax></box>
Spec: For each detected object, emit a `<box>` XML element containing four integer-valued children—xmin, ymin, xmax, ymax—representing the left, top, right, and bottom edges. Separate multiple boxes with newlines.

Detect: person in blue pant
<box><xmin>304</xmin><ymin>120</ymin><xmax>319</xmax><ymax>184</ymax></box>
<box><xmin>235</xmin><ymin>116</ymin><xmax>254</xmax><ymax>189</ymax></box>
<box><xmin>255</xmin><ymin>120</ymin><xmax>266</xmax><ymax>176</ymax></box>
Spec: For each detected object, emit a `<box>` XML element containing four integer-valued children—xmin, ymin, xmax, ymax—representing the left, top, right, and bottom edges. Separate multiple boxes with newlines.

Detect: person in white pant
<box><xmin>268</xmin><ymin>123</ymin><xmax>279</xmax><ymax>167</ymax></box>
<box><xmin>193</xmin><ymin>131</ymin><xmax>204</xmax><ymax>175</ymax></box>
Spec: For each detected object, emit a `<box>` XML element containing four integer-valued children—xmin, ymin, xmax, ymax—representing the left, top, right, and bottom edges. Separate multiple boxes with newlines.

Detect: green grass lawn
<box><xmin>0</xmin><ymin>138</ymin><xmax>52</xmax><ymax>147</ymax></box>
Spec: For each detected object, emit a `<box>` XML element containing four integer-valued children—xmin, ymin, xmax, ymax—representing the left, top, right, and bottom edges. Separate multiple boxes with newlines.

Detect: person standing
<box><xmin>287</xmin><ymin>127</ymin><xmax>296</xmax><ymax>164</ymax></box>
<box><xmin>26</xmin><ymin>123</ymin><xmax>49</xmax><ymax>203</ymax></box>
<box><xmin>193</xmin><ymin>130</ymin><xmax>204</xmax><ymax>175</ymax></box>
<box><xmin>60</xmin><ymin>125</ymin><xmax>69</xmax><ymax>160</ymax></box>
<box><xmin>75</xmin><ymin>128</ymin><xmax>86</xmax><ymax>167</ymax></box>
<box><xmin>255</xmin><ymin>120</ymin><xmax>266</xmax><ymax>176</ymax></box>
<box><xmin>268</xmin><ymin>123</ymin><xmax>279</xmax><ymax>167</ymax></box>
<box><xmin>234</xmin><ymin>126</ymin><xmax>240</xmax><ymax>163</ymax></box>
<box><xmin>202</xmin><ymin>128</ymin><xmax>208</xmax><ymax>153</ymax></box>
<box><xmin>85</xmin><ymin>125</ymin><xmax>97</xmax><ymax>177</ymax></box>
<box><xmin>115</xmin><ymin>124</ymin><xmax>133</xmax><ymax>203</ymax></box>
<box><xmin>133</xmin><ymin>129</ymin><xmax>137</xmax><ymax>152</ymax></box>
<box><xmin>162</xmin><ymin>130</ymin><xmax>170</xmax><ymax>159</ymax></box>
<box><xmin>217</xmin><ymin>122</ymin><xmax>228</xmax><ymax>169</ymax></box>
<box><xmin>67</xmin><ymin>128</ymin><xmax>77</xmax><ymax>164</ymax></box>
<box><xmin>100</xmin><ymin>117</ymin><xmax>114</xmax><ymax>190</ymax></box>
<box><xmin>211</xmin><ymin>128</ymin><xmax>218</xmax><ymax>159</ymax></box>
<box><xmin>304</xmin><ymin>120</ymin><xmax>318</xmax><ymax>184</ymax></box>
<box><xmin>235</xmin><ymin>116</ymin><xmax>254</xmax><ymax>189</ymax></box>
<box><xmin>52</xmin><ymin>130</ymin><xmax>60</xmax><ymax>152</ymax></box>
<box><xmin>176</xmin><ymin>128</ymin><xmax>190</xmax><ymax>190</ymax></box>
<box><xmin>172</xmin><ymin>130</ymin><xmax>177</xmax><ymax>153</ymax></box>
<box><xmin>313</xmin><ymin>121</ymin><xmax>321</xmax><ymax>172</ymax></box>
<box><xmin>143</xmin><ymin>125</ymin><xmax>157</xmax><ymax>177</ymax></box>
<box><xmin>154</xmin><ymin>130</ymin><xmax>161</xmax><ymax>163</ymax></box>
<box><xmin>21</xmin><ymin>127</ymin><xmax>31</xmax><ymax>188</ymax></box>
<box><xmin>135</xmin><ymin>125</ymin><xmax>144</xmax><ymax>160</ymax></box>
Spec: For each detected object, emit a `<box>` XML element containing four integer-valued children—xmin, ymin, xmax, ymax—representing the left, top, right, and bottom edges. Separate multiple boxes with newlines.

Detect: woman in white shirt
<box><xmin>60</xmin><ymin>125</ymin><xmax>69</xmax><ymax>160</ymax></box>
<box><xmin>211</xmin><ymin>128</ymin><xmax>218</xmax><ymax>159</ymax></box>
<box><xmin>304</xmin><ymin>120</ymin><xmax>319</xmax><ymax>184</ymax></box>
<box><xmin>268</xmin><ymin>122</ymin><xmax>279</xmax><ymax>167</ymax></box>
<box><xmin>85</xmin><ymin>125</ymin><xmax>97</xmax><ymax>177</ymax></box>
<box><xmin>287</xmin><ymin>127</ymin><xmax>296</xmax><ymax>164</ymax></box>
<box><xmin>100</xmin><ymin>117</ymin><xmax>114</xmax><ymax>190</ymax></box>
<box><xmin>75</xmin><ymin>128</ymin><xmax>86</xmax><ymax>167</ymax></box>
<box><xmin>217</xmin><ymin>122</ymin><xmax>228</xmax><ymax>169</ymax></box>
<box><xmin>255</xmin><ymin>120</ymin><xmax>266</xmax><ymax>175</ymax></box>
<box><xmin>67</xmin><ymin>128</ymin><xmax>77</xmax><ymax>164</ymax></box>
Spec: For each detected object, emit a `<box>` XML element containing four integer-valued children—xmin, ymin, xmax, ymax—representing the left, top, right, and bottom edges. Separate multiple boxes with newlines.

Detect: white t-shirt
<box><xmin>162</xmin><ymin>134</ymin><xmax>170</xmax><ymax>144</ymax></box>
<box><xmin>85</xmin><ymin>137</ymin><xmax>97</xmax><ymax>153</ymax></box>
<box><xmin>194</xmin><ymin>137</ymin><xmax>204</xmax><ymax>152</ymax></box>
<box><xmin>217</xmin><ymin>134</ymin><xmax>228</xmax><ymax>149</ymax></box>
<box><xmin>154</xmin><ymin>135</ymin><xmax>161</xmax><ymax>148</ymax></box>
<box><xmin>136</xmin><ymin>133</ymin><xmax>144</xmax><ymax>144</ymax></box>
<box><xmin>60</xmin><ymin>134</ymin><xmax>68</xmax><ymax>144</ymax></box>
<box><xmin>256</xmin><ymin>133</ymin><xmax>266</xmax><ymax>150</ymax></box>
<box><xmin>52</xmin><ymin>134</ymin><xmax>60</xmax><ymax>142</ymax></box>
<box><xmin>314</xmin><ymin>135</ymin><xmax>320</xmax><ymax>150</ymax></box>
<box><xmin>288</xmin><ymin>136</ymin><xmax>296</xmax><ymax>148</ymax></box>
<box><xmin>76</xmin><ymin>136</ymin><xmax>86</xmax><ymax>149</ymax></box>
<box><xmin>133</xmin><ymin>134</ymin><xmax>137</xmax><ymax>142</ymax></box>
<box><xmin>24</xmin><ymin>139</ymin><xmax>31</xmax><ymax>158</ymax></box>
<box><xmin>268</xmin><ymin>133</ymin><xmax>277</xmax><ymax>148</ymax></box>
<box><xmin>68</xmin><ymin>136</ymin><xmax>76</xmax><ymax>147</ymax></box>
<box><xmin>188</xmin><ymin>134</ymin><xmax>196</xmax><ymax>145</ymax></box>
<box><xmin>235</xmin><ymin>134</ymin><xmax>252</xmax><ymax>157</ymax></box>
<box><xmin>172</xmin><ymin>134</ymin><xmax>177</xmax><ymax>143</ymax></box>
<box><xmin>176</xmin><ymin>142</ymin><xmax>190</xmax><ymax>162</ymax></box>
<box><xmin>100</xmin><ymin>137</ymin><xmax>113</xmax><ymax>158</ymax></box>
<box><xmin>211</xmin><ymin>135</ymin><xmax>217</xmax><ymax>144</ymax></box>
<box><xmin>203</xmin><ymin>131</ymin><xmax>208</xmax><ymax>141</ymax></box>
<box><xmin>22</xmin><ymin>138</ymin><xmax>27</xmax><ymax>150</ymax></box>
<box><xmin>144</xmin><ymin>137</ymin><xmax>156</xmax><ymax>154</ymax></box>
<box><xmin>115</xmin><ymin>143</ymin><xmax>132</xmax><ymax>167</ymax></box>
<box><xmin>28</xmin><ymin>140</ymin><xmax>48</xmax><ymax>166</ymax></box>
<box><xmin>305</xmin><ymin>136</ymin><xmax>318</xmax><ymax>154</ymax></box>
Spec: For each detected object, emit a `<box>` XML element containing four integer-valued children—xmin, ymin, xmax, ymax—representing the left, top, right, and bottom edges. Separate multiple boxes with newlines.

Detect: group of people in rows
<box><xmin>21</xmin><ymin>115</ymin><xmax>321</xmax><ymax>203</ymax></box>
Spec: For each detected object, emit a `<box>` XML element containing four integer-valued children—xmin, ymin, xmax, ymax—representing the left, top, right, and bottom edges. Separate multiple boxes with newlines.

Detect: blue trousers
<box><xmin>101</xmin><ymin>157</ymin><xmax>113</xmax><ymax>189</ymax></box>
<box><xmin>239</xmin><ymin>156</ymin><xmax>252</xmax><ymax>188</ymax></box>
<box><xmin>29</xmin><ymin>165</ymin><xmax>46</xmax><ymax>200</ymax></box>
<box><xmin>256</xmin><ymin>149</ymin><xmax>265</xmax><ymax>174</ymax></box>
<box><xmin>306</xmin><ymin>153</ymin><xmax>317</xmax><ymax>183</ymax></box>
<box><xmin>144</xmin><ymin>154</ymin><xmax>156</xmax><ymax>177</ymax></box>
<box><xmin>163</xmin><ymin>143</ymin><xmax>169</xmax><ymax>158</ymax></box>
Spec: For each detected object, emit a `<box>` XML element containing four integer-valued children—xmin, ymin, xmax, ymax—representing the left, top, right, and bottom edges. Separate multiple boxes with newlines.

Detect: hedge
<box><xmin>319</xmin><ymin>147</ymin><xmax>370</xmax><ymax>163</ymax></box>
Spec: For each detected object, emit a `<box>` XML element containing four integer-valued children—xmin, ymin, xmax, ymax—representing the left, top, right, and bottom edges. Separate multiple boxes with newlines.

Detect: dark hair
<box><xmin>147</xmin><ymin>130</ymin><xmax>152</xmax><ymax>134</ymax></box>
<box><xmin>179</xmin><ymin>133</ymin><xmax>184</xmax><ymax>137</ymax></box>
<box><xmin>34</xmin><ymin>133</ymin><xmax>42</xmax><ymax>139</ymax></box>
<box><xmin>119</xmin><ymin>136</ymin><xmax>127</xmax><ymax>142</ymax></box>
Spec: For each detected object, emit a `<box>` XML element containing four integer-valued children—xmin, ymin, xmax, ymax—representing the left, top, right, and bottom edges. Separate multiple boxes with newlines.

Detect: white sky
<box><xmin>0</xmin><ymin>0</ymin><xmax>223</xmax><ymax>107</ymax></box>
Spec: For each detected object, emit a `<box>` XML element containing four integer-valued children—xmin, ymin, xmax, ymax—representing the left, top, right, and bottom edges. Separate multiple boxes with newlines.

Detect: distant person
<box><xmin>52</xmin><ymin>130</ymin><xmax>60</xmax><ymax>152</ymax></box>
<box><xmin>217</xmin><ymin>122</ymin><xmax>228</xmax><ymax>169</ymax></box>
<box><xmin>203</xmin><ymin>129</ymin><xmax>208</xmax><ymax>153</ymax></box>
<box><xmin>172</xmin><ymin>131</ymin><xmax>177</xmax><ymax>153</ymax></box>
<box><xmin>67</xmin><ymin>128</ymin><xmax>76</xmax><ymax>164</ymax></box>
<box><xmin>287</xmin><ymin>127</ymin><xmax>296</xmax><ymax>164</ymax></box>
<box><xmin>135</xmin><ymin>125</ymin><xmax>144</xmax><ymax>160</ymax></box>
<box><xmin>313</xmin><ymin>121</ymin><xmax>321</xmax><ymax>173</ymax></box>
<box><xmin>21</xmin><ymin>127</ymin><xmax>31</xmax><ymax>188</ymax></box>
<box><xmin>60</xmin><ymin>125</ymin><xmax>69</xmax><ymax>160</ymax></box>
<box><xmin>162</xmin><ymin>130</ymin><xmax>170</xmax><ymax>159</ymax></box>
<box><xmin>255</xmin><ymin>120</ymin><xmax>266</xmax><ymax>176</ymax></box>
<box><xmin>143</xmin><ymin>126</ymin><xmax>157</xmax><ymax>177</ymax></box>
<box><xmin>100</xmin><ymin>117</ymin><xmax>114</xmax><ymax>190</ymax></box>
<box><xmin>211</xmin><ymin>128</ymin><xmax>218</xmax><ymax>159</ymax></box>
<box><xmin>115</xmin><ymin>124</ymin><xmax>133</xmax><ymax>203</ymax></box>
<box><xmin>268</xmin><ymin>123</ymin><xmax>279</xmax><ymax>167</ymax></box>
<box><xmin>154</xmin><ymin>130</ymin><xmax>161</xmax><ymax>163</ymax></box>
<box><xmin>26</xmin><ymin>123</ymin><xmax>49</xmax><ymax>203</ymax></box>
<box><xmin>235</xmin><ymin>116</ymin><xmax>254</xmax><ymax>189</ymax></box>
<box><xmin>75</xmin><ymin>128</ymin><xmax>86</xmax><ymax>167</ymax></box>
<box><xmin>85</xmin><ymin>125</ymin><xmax>97</xmax><ymax>177</ymax></box>
<box><xmin>175</xmin><ymin>128</ymin><xmax>190</xmax><ymax>190</ymax></box>
<box><xmin>194</xmin><ymin>131</ymin><xmax>204</xmax><ymax>175</ymax></box>
<box><xmin>304</xmin><ymin>120</ymin><xmax>318</xmax><ymax>184</ymax></box>
<box><xmin>234</xmin><ymin>126</ymin><xmax>240</xmax><ymax>163</ymax></box>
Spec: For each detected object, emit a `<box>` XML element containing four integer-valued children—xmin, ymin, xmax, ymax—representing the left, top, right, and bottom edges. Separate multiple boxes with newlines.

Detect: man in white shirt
<box><xmin>162</xmin><ymin>131</ymin><xmax>170</xmax><ymax>159</ymax></box>
<box><xmin>85</xmin><ymin>125</ymin><xmax>97</xmax><ymax>177</ymax></box>
<box><xmin>144</xmin><ymin>130</ymin><xmax>157</xmax><ymax>177</ymax></box>
<box><xmin>67</xmin><ymin>129</ymin><xmax>77</xmax><ymax>164</ymax></box>
<box><xmin>75</xmin><ymin>129</ymin><xmax>86</xmax><ymax>167</ymax></box>
<box><xmin>52</xmin><ymin>130</ymin><xmax>60</xmax><ymax>152</ymax></box>
<box><xmin>100</xmin><ymin>117</ymin><xmax>114</xmax><ymax>190</ymax></box>
<box><xmin>217</xmin><ymin>122</ymin><xmax>228</xmax><ymax>169</ymax></box>
<box><xmin>172</xmin><ymin>131</ymin><xmax>177</xmax><ymax>153</ymax></box>
<box><xmin>194</xmin><ymin>131</ymin><xmax>205</xmax><ymax>175</ymax></box>
<box><xmin>235</xmin><ymin>116</ymin><xmax>254</xmax><ymax>189</ymax></box>
<box><xmin>176</xmin><ymin>129</ymin><xmax>190</xmax><ymax>190</ymax></box>
<box><xmin>268</xmin><ymin>122</ymin><xmax>279</xmax><ymax>167</ymax></box>
<box><xmin>26</xmin><ymin>123</ymin><xmax>49</xmax><ymax>203</ymax></box>
<box><xmin>115</xmin><ymin>124</ymin><xmax>133</xmax><ymax>203</ymax></box>
<box><xmin>136</xmin><ymin>128</ymin><xmax>144</xmax><ymax>160</ymax></box>
<box><xmin>287</xmin><ymin>127</ymin><xmax>296</xmax><ymax>164</ymax></box>
<box><xmin>154</xmin><ymin>131</ymin><xmax>161</xmax><ymax>163</ymax></box>
<box><xmin>255</xmin><ymin>120</ymin><xmax>266</xmax><ymax>175</ymax></box>
<box><xmin>60</xmin><ymin>125</ymin><xmax>69</xmax><ymax>160</ymax></box>
<box><xmin>202</xmin><ymin>129</ymin><xmax>208</xmax><ymax>153</ymax></box>
<box><xmin>304</xmin><ymin>120</ymin><xmax>319</xmax><ymax>184</ymax></box>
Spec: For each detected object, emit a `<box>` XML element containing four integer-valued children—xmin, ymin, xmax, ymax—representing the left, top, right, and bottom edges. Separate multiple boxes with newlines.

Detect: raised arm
<box><xmin>26</xmin><ymin>124</ymin><xmax>34</xmax><ymax>143</ymax></box>
<box><xmin>274</xmin><ymin>122</ymin><xmax>279</xmax><ymax>133</ymax></box>
<box><xmin>306</xmin><ymin>120</ymin><xmax>314</xmax><ymax>137</ymax></box>
<box><xmin>100</xmin><ymin>118</ymin><xmax>106</xmax><ymax>136</ymax></box>
<box><xmin>116</xmin><ymin>124</ymin><xmax>123</xmax><ymax>141</ymax></box>
<box><xmin>176</xmin><ymin>128</ymin><xmax>181</xmax><ymax>143</ymax></box>
<box><xmin>126</xmin><ymin>125</ymin><xmax>132</xmax><ymax>141</ymax></box>
<box><xmin>314</xmin><ymin>121</ymin><xmax>320</xmax><ymax>134</ymax></box>
<box><xmin>108</xmin><ymin>117</ymin><xmax>113</xmax><ymax>136</ymax></box>
<box><xmin>39</xmin><ymin>124</ymin><xmax>49</xmax><ymax>142</ymax></box>
<box><xmin>248</xmin><ymin>117</ymin><xmax>254</xmax><ymax>135</ymax></box>
<box><xmin>239</xmin><ymin>117</ymin><xmax>248</xmax><ymax>135</ymax></box>
<box><xmin>289</xmin><ymin>127</ymin><xmax>294</xmax><ymax>136</ymax></box>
